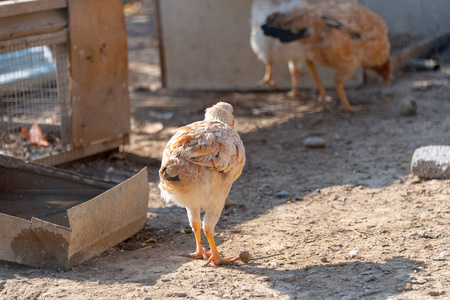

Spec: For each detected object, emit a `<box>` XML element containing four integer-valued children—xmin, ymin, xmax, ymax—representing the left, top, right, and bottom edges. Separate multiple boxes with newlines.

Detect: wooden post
<box><xmin>68</xmin><ymin>0</ymin><xmax>130</xmax><ymax>148</ymax></box>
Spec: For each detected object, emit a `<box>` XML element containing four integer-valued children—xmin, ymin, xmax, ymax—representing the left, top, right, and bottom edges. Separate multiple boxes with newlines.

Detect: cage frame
<box><xmin>0</xmin><ymin>0</ymin><xmax>130</xmax><ymax>166</ymax></box>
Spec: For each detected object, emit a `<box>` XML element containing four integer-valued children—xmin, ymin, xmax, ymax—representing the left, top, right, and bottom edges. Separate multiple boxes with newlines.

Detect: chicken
<box><xmin>250</xmin><ymin>0</ymin><xmax>307</xmax><ymax>97</ymax></box>
<box><xmin>159</xmin><ymin>102</ymin><xmax>246</xmax><ymax>265</ymax></box>
<box><xmin>262</xmin><ymin>2</ymin><xmax>391</xmax><ymax>111</ymax></box>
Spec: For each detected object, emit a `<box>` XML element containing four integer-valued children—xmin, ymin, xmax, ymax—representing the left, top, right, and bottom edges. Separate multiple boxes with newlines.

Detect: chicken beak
<box><xmin>386</xmin><ymin>78</ymin><xmax>391</xmax><ymax>87</ymax></box>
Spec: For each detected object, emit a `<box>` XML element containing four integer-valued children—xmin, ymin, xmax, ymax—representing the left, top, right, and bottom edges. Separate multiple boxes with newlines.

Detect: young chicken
<box><xmin>262</xmin><ymin>2</ymin><xmax>391</xmax><ymax>111</ymax></box>
<box><xmin>250</xmin><ymin>0</ymin><xmax>307</xmax><ymax>97</ymax></box>
<box><xmin>159</xmin><ymin>102</ymin><xmax>246</xmax><ymax>265</ymax></box>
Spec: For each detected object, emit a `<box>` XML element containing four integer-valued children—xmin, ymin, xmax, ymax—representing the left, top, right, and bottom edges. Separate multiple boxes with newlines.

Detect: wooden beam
<box><xmin>32</xmin><ymin>136</ymin><xmax>129</xmax><ymax>166</ymax></box>
<box><xmin>0</xmin><ymin>29</ymin><xmax>68</xmax><ymax>53</ymax></box>
<box><xmin>0</xmin><ymin>0</ymin><xmax>67</xmax><ymax>18</ymax></box>
<box><xmin>0</xmin><ymin>9</ymin><xmax>68</xmax><ymax>41</ymax></box>
<box><xmin>68</xmin><ymin>0</ymin><xmax>130</xmax><ymax>149</ymax></box>
<box><xmin>155</xmin><ymin>0</ymin><xmax>166</xmax><ymax>88</ymax></box>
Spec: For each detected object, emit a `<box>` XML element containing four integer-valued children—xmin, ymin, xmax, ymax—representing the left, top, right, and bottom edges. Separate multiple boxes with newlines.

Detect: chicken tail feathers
<box><xmin>160</xmin><ymin>161</ymin><xmax>181</xmax><ymax>182</ymax></box>
<box><xmin>262</xmin><ymin>12</ymin><xmax>309</xmax><ymax>43</ymax></box>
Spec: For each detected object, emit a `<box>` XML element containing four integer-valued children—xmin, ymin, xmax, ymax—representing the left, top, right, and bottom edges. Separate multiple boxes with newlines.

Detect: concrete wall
<box><xmin>159</xmin><ymin>0</ymin><xmax>361</xmax><ymax>90</ymax></box>
<box><xmin>360</xmin><ymin>0</ymin><xmax>450</xmax><ymax>51</ymax></box>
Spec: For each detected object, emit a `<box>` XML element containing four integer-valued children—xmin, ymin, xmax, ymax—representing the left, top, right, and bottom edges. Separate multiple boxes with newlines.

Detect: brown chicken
<box><xmin>262</xmin><ymin>2</ymin><xmax>391</xmax><ymax>111</ymax></box>
<box><xmin>159</xmin><ymin>102</ymin><xmax>246</xmax><ymax>265</ymax></box>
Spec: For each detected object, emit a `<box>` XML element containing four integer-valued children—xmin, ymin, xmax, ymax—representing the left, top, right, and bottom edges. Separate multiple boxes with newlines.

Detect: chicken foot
<box><xmin>203</xmin><ymin>227</ymin><xmax>239</xmax><ymax>266</ymax></box>
<box><xmin>335</xmin><ymin>84</ymin><xmax>364</xmax><ymax>112</ymax></box>
<box><xmin>181</xmin><ymin>221</ymin><xmax>211</xmax><ymax>260</ymax></box>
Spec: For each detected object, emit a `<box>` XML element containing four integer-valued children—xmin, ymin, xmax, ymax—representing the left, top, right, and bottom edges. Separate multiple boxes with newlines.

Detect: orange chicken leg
<box><xmin>287</xmin><ymin>61</ymin><xmax>299</xmax><ymax>98</ymax></box>
<box><xmin>306</xmin><ymin>60</ymin><xmax>328</xmax><ymax>102</ymax></box>
<box><xmin>203</xmin><ymin>226</ymin><xmax>239</xmax><ymax>266</ymax></box>
<box><xmin>335</xmin><ymin>83</ymin><xmax>363</xmax><ymax>112</ymax></box>
<box><xmin>257</xmin><ymin>60</ymin><xmax>279</xmax><ymax>89</ymax></box>
<box><xmin>182</xmin><ymin>220</ymin><xmax>211</xmax><ymax>260</ymax></box>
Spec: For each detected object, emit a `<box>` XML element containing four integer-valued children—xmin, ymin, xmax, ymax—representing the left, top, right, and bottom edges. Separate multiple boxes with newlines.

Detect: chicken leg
<box><xmin>257</xmin><ymin>60</ymin><xmax>279</xmax><ymax>89</ymax></box>
<box><xmin>203</xmin><ymin>227</ymin><xmax>239</xmax><ymax>266</ymax></box>
<box><xmin>335</xmin><ymin>83</ymin><xmax>363</xmax><ymax>112</ymax></box>
<box><xmin>202</xmin><ymin>210</ymin><xmax>239</xmax><ymax>266</ymax></box>
<box><xmin>287</xmin><ymin>61</ymin><xmax>299</xmax><ymax>98</ymax></box>
<box><xmin>182</xmin><ymin>208</ymin><xmax>211</xmax><ymax>260</ymax></box>
<box><xmin>305</xmin><ymin>60</ymin><xmax>328</xmax><ymax>102</ymax></box>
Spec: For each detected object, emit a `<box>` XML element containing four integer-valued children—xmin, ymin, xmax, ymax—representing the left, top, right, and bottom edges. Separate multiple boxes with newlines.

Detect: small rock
<box><xmin>405</xmin><ymin>232</ymin><xmax>417</xmax><ymax>239</ymax></box>
<box><xmin>140</xmin><ymin>297</ymin><xmax>151</xmax><ymax>300</ymax></box>
<box><xmin>440</xmin><ymin>251</ymin><xmax>450</xmax><ymax>257</ymax></box>
<box><xmin>269</xmin><ymin>261</ymin><xmax>278</xmax><ymax>268</ymax></box>
<box><xmin>320</xmin><ymin>257</ymin><xmax>328</xmax><ymax>263</ymax></box>
<box><xmin>411</xmin><ymin>146</ymin><xmax>450</xmax><ymax>179</ymax></box>
<box><xmin>430</xmin><ymin>291</ymin><xmax>446</xmax><ymax>297</ymax></box>
<box><xmin>411</xmin><ymin>277</ymin><xmax>428</xmax><ymax>284</ymax></box>
<box><xmin>258</xmin><ymin>276</ymin><xmax>271</xmax><ymax>282</ymax></box>
<box><xmin>431</xmin><ymin>256</ymin><xmax>446</xmax><ymax>261</ymax></box>
<box><xmin>347</xmin><ymin>250</ymin><xmax>358</xmax><ymax>258</ymax></box>
<box><xmin>283</xmin><ymin>274</ymin><xmax>296</xmax><ymax>282</ymax></box>
<box><xmin>105</xmin><ymin>166</ymin><xmax>115</xmax><ymax>174</ymax></box>
<box><xmin>275</xmin><ymin>190</ymin><xmax>289</xmax><ymax>198</ymax></box>
<box><xmin>399</xmin><ymin>96</ymin><xmax>417</xmax><ymax>116</ymax></box>
<box><xmin>420</xmin><ymin>231</ymin><xmax>440</xmax><ymax>239</ymax></box>
<box><xmin>180</xmin><ymin>227</ymin><xmax>192</xmax><ymax>234</ymax></box>
<box><xmin>364</xmin><ymin>275</ymin><xmax>377</xmax><ymax>282</ymax></box>
<box><xmin>238</xmin><ymin>250</ymin><xmax>252</xmax><ymax>263</ymax></box>
<box><xmin>172</xmin><ymin>292</ymin><xmax>187</xmax><ymax>297</ymax></box>
<box><xmin>304</xmin><ymin>137</ymin><xmax>328</xmax><ymax>148</ymax></box>
<box><xmin>394</xmin><ymin>274</ymin><xmax>411</xmax><ymax>283</ymax></box>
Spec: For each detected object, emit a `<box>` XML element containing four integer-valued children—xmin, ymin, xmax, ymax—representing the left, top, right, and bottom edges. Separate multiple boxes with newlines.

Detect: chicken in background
<box><xmin>159</xmin><ymin>102</ymin><xmax>245</xmax><ymax>265</ymax></box>
<box><xmin>250</xmin><ymin>0</ymin><xmax>307</xmax><ymax>98</ymax></box>
<box><xmin>262</xmin><ymin>2</ymin><xmax>391</xmax><ymax>112</ymax></box>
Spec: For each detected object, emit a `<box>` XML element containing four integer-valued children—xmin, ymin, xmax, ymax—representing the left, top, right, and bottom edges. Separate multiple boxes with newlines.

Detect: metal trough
<box><xmin>0</xmin><ymin>154</ymin><xmax>149</xmax><ymax>269</ymax></box>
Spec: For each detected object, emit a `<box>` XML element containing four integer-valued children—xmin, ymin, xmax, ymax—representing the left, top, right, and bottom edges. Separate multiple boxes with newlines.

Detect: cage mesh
<box><xmin>0</xmin><ymin>32</ymin><xmax>70</xmax><ymax>160</ymax></box>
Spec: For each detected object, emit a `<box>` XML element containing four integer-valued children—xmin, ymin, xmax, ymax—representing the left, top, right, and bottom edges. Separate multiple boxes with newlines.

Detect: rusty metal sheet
<box><xmin>67</xmin><ymin>169</ymin><xmax>149</xmax><ymax>268</ymax></box>
<box><xmin>0</xmin><ymin>154</ymin><xmax>149</xmax><ymax>269</ymax></box>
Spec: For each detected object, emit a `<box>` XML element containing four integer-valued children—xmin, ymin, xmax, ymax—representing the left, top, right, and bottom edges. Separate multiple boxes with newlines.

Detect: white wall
<box><xmin>360</xmin><ymin>0</ymin><xmax>450</xmax><ymax>51</ymax></box>
<box><xmin>159</xmin><ymin>0</ymin><xmax>361</xmax><ymax>90</ymax></box>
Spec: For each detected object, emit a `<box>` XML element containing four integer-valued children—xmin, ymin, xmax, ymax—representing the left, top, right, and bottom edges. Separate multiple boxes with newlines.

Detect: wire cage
<box><xmin>0</xmin><ymin>31</ymin><xmax>71</xmax><ymax>160</ymax></box>
<box><xmin>0</xmin><ymin>0</ymin><xmax>130</xmax><ymax>166</ymax></box>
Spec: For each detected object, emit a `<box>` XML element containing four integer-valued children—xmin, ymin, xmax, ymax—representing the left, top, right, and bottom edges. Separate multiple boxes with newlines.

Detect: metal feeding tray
<box><xmin>0</xmin><ymin>154</ymin><xmax>149</xmax><ymax>269</ymax></box>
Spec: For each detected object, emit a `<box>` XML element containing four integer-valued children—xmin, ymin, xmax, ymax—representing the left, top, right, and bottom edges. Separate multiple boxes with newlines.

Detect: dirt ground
<box><xmin>1</xmin><ymin>2</ymin><xmax>450</xmax><ymax>300</ymax></box>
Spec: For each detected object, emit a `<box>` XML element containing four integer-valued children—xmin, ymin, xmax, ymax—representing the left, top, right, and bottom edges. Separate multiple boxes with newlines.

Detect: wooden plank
<box><xmin>155</xmin><ymin>0</ymin><xmax>166</xmax><ymax>88</ymax></box>
<box><xmin>0</xmin><ymin>29</ymin><xmax>68</xmax><ymax>53</ymax></box>
<box><xmin>0</xmin><ymin>9</ymin><xmax>68</xmax><ymax>41</ymax></box>
<box><xmin>0</xmin><ymin>0</ymin><xmax>67</xmax><ymax>18</ymax></box>
<box><xmin>32</xmin><ymin>136</ymin><xmax>128</xmax><ymax>166</ymax></box>
<box><xmin>68</xmin><ymin>0</ymin><xmax>130</xmax><ymax>149</ymax></box>
<box><xmin>53</xmin><ymin>42</ymin><xmax>71</xmax><ymax>146</ymax></box>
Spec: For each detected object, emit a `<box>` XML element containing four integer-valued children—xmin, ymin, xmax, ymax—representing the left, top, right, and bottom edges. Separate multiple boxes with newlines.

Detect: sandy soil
<box><xmin>1</xmin><ymin>1</ymin><xmax>450</xmax><ymax>299</ymax></box>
